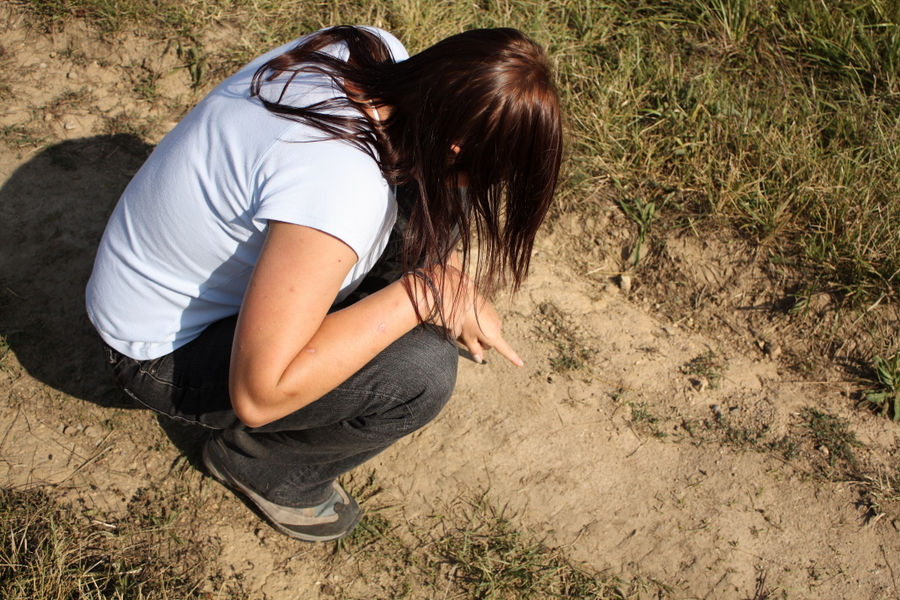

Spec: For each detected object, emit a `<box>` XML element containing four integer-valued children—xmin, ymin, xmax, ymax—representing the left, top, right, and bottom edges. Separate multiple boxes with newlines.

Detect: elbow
<box><xmin>228</xmin><ymin>368</ymin><xmax>318</xmax><ymax>428</ymax></box>
<box><xmin>232</xmin><ymin>401</ymin><xmax>273</xmax><ymax>429</ymax></box>
<box><xmin>231</xmin><ymin>396</ymin><xmax>273</xmax><ymax>428</ymax></box>
<box><xmin>229</xmin><ymin>382</ymin><xmax>278</xmax><ymax>428</ymax></box>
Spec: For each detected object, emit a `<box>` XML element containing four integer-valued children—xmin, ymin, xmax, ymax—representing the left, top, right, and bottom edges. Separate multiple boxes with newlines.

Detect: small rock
<box><xmin>64</xmin><ymin>122</ymin><xmax>77</xmax><ymax>130</ymax></box>
<box><xmin>892</xmin><ymin>519</ymin><xmax>900</xmax><ymax>533</ymax></box>
<box><xmin>67</xmin><ymin>71</ymin><xmax>77</xmax><ymax>80</ymax></box>
<box><xmin>729</xmin><ymin>406</ymin><xmax>740</xmax><ymax>413</ymax></box>
<box><xmin>83</xmin><ymin>425</ymin><xmax>102</xmax><ymax>439</ymax></box>
<box><xmin>49</xmin><ymin>51</ymin><xmax>57</xmax><ymax>58</ymax></box>
<box><xmin>618</xmin><ymin>274</ymin><xmax>632</xmax><ymax>293</ymax></box>
<box><xmin>818</xmin><ymin>445</ymin><xmax>830</xmax><ymax>457</ymax></box>
<box><xmin>763</xmin><ymin>341</ymin><xmax>782</xmax><ymax>359</ymax></box>
<box><xmin>711</xmin><ymin>404</ymin><xmax>722</xmax><ymax>416</ymax></box>
<box><xmin>63</xmin><ymin>425</ymin><xmax>78</xmax><ymax>436</ymax></box>
<box><xmin>44</xmin><ymin>113</ymin><xmax>53</xmax><ymax>121</ymax></box>
<box><xmin>39</xmin><ymin>62</ymin><xmax>47</xmax><ymax>69</ymax></box>
<box><xmin>602</xmin><ymin>283</ymin><xmax>619</xmax><ymax>295</ymax></box>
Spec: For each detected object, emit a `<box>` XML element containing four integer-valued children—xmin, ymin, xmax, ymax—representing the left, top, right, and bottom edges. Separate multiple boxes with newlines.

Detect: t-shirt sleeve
<box><xmin>250</xmin><ymin>136</ymin><xmax>393</xmax><ymax>258</ymax></box>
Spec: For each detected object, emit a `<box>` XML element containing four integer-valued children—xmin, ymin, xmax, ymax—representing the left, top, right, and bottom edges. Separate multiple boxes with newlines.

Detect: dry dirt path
<box><xmin>2</xmin><ymin>7</ymin><xmax>899</xmax><ymax>599</ymax></box>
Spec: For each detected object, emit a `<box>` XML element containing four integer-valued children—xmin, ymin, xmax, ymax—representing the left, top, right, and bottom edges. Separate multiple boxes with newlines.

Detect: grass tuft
<box><xmin>861</xmin><ymin>352</ymin><xmax>900</xmax><ymax>420</ymax></box>
<box><xmin>0</xmin><ymin>487</ymin><xmax>218</xmax><ymax>599</ymax></box>
<box><xmin>796</xmin><ymin>408</ymin><xmax>862</xmax><ymax>471</ymax></box>
<box><xmin>682</xmin><ymin>351</ymin><xmax>724</xmax><ymax>389</ymax></box>
<box><xmin>535</xmin><ymin>302</ymin><xmax>594</xmax><ymax>373</ymax></box>
<box><xmin>437</xmin><ymin>493</ymin><xmax>669</xmax><ymax>599</ymax></box>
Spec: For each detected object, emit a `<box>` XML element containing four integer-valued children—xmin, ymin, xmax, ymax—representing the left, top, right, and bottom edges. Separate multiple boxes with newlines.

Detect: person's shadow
<box><xmin>0</xmin><ymin>134</ymin><xmax>211</xmax><ymax>457</ymax></box>
<box><xmin>0</xmin><ymin>135</ymin><xmax>151</xmax><ymax>408</ymax></box>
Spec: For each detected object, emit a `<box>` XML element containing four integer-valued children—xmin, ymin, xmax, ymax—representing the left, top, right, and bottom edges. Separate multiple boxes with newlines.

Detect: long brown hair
<box><xmin>251</xmin><ymin>26</ymin><xmax>563</xmax><ymax>305</ymax></box>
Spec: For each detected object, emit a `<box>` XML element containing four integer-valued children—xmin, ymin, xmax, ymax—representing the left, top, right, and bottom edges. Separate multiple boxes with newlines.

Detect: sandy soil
<box><xmin>2</xmin><ymin>7</ymin><xmax>900</xmax><ymax>599</ymax></box>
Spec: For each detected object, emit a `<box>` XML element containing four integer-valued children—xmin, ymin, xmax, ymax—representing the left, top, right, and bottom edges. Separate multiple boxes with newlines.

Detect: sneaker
<box><xmin>202</xmin><ymin>436</ymin><xmax>361</xmax><ymax>542</ymax></box>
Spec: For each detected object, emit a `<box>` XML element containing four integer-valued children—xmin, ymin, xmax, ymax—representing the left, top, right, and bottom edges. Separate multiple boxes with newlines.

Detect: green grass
<box><xmin>534</xmin><ymin>302</ymin><xmax>594</xmax><ymax>373</ymax></box>
<box><xmin>682</xmin><ymin>351</ymin><xmax>724</xmax><ymax>389</ymax></box>
<box><xmin>798</xmin><ymin>408</ymin><xmax>862</xmax><ymax>470</ymax></box>
<box><xmin>629</xmin><ymin>401</ymin><xmax>668</xmax><ymax>438</ymax></box>
<box><xmin>709</xmin><ymin>405</ymin><xmax>862</xmax><ymax>479</ymax></box>
<box><xmin>862</xmin><ymin>352</ymin><xmax>900</xmax><ymax>420</ymax></box>
<box><xmin>17</xmin><ymin>0</ymin><xmax>900</xmax><ymax>309</ymax></box>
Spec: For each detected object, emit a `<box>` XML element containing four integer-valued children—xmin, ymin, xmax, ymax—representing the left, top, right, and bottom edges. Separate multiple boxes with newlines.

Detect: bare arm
<box><xmin>229</xmin><ymin>221</ymin><xmax>427</xmax><ymax>427</ymax></box>
<box><xmin>229</xmin><ymin>221</ymin><xmax>519</xmax><ymax>427</ymax></box>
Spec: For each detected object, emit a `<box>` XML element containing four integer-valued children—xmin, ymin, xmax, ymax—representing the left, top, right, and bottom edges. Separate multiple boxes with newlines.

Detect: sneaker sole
<box><xmin>202</xmin><ymin>437</ymin><xmax>361</xmax><ymax>542</ymax></box>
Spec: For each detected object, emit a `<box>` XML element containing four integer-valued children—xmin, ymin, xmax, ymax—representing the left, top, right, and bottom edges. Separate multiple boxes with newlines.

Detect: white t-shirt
<box><xmin>86</xmin><ymin>28</ymin><xmax>409</xmax><ymax>360</ymax></box>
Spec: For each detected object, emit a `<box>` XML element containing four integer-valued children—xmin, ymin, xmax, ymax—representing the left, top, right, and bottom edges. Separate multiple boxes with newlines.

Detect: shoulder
<box><xmin>255</xmin><ymin>136</ymin><xmax>392</xmax><ymax>226</ymax></box>
<box><xmin>355</xmin><ymin>26</ymin><xmax>410</xmax><ymax>62</ymax></box>
<box><xmin>263</xmin><ymin>134</ymin><xmax>383</xmax><ymax>186</ymax></box>
<box><xmin>257</xmin><ymin>26</ymin><xmax>410</xmax><ymax>66</ymax></box>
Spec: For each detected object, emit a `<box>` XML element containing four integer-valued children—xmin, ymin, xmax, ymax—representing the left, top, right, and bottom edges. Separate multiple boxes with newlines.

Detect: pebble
<box><xmin>44</xmin><ymin>113</ymin><xmax>53</xmax><ymax>121</ymax></box>
<box><xmin>64</xmin><ymin>122</ymin><xmax>77</xmax><ymax>130</ymax></box>
<box><xmin>618</xmin><ymin>274</ymin><xmax>632</xmax><ymax>293</ymax></box>
<box><xmin>49</xmin><ymin>51</ymin><xmax>57</xmax><ymax>58</ymax></box>
<box><xmin>67</xmin><ymin>71</ymin><xmax>77</xmax><ymax>80</ymax></box>
<box><xmin>39</xmin><ymin>62</ymin><xmax>47</xmax><ymax>69</ymax></box>
<box><xmin>83</xmin><ymin>425</ymin><xmax>102</xmax><ymax>439</ymax></box>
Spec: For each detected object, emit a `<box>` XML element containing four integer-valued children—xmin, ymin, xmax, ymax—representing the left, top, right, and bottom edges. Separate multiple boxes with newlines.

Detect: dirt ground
<box><xmin>2</xmin><ymin>6</ymin><xmax>900</xmax><ymax>599</ymax></box>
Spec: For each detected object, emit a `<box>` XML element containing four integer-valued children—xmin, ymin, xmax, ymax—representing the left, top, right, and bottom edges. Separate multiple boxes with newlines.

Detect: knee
<box><xmin>398</xmin><ymin>324</ymin><xmax>458</xmax><ymax>403</ymax></box>
<box><xmin>352</xmin><ymin>325</ymin><xmax>458</xmax><ymax>437</ymax></box>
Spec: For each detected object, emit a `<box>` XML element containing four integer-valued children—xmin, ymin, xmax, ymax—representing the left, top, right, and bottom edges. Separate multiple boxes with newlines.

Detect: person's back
<box><xmin>87</xmin><ymin>29</ymin><xmax>408</xmax><ymax>360</ymax></box>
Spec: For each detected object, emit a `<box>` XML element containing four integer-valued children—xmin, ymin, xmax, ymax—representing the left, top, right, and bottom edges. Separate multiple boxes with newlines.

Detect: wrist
<box><xmin>405</xmin><ymin>270</ymin><xmax>441</xmax><ymax>321</ymax></box>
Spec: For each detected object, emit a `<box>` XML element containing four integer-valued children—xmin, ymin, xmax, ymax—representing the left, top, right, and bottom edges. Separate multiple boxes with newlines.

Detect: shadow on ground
<box><xmin>0</xmin><ymin>135</ymin><xmax>152</xmax><ymax>407</ymax></box>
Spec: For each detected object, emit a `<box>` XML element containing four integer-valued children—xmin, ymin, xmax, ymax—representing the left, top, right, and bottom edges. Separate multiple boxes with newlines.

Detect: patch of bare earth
<box><xmin>2</xmin><ymin>6</ymin><xmax>900</xmax><ymax>599</ymax></box>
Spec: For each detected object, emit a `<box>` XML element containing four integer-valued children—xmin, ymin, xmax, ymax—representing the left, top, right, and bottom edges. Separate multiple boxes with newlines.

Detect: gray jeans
<box><xmin>104</xmin><ymin>317</ymin><xmax>458</xmax><ymax>507</ymax></box>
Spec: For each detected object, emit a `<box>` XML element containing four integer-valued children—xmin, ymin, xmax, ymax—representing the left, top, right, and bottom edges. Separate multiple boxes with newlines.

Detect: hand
<box><xmin>457</xmin><ymin>291</ymin><xmax>523</xmax><ymax>367</ymax></box>
<box><xmin>407</xmin><ymin>265</ymin><xmax>522</xmax><ymax>366</ymax></box>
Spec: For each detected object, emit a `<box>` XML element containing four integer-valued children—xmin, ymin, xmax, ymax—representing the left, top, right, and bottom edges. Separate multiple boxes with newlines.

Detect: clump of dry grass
<box><xmin>0</xmin><ymin>487</ymin><xmax>227</xmax><ymax>600</ymax></box>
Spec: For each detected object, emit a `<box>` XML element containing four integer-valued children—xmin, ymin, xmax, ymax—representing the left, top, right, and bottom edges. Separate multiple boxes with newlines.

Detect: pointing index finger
<box><xmin>491</xmin><ymin>333</ymin><xmax>523</xmax><ymax>367</ymax></box>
